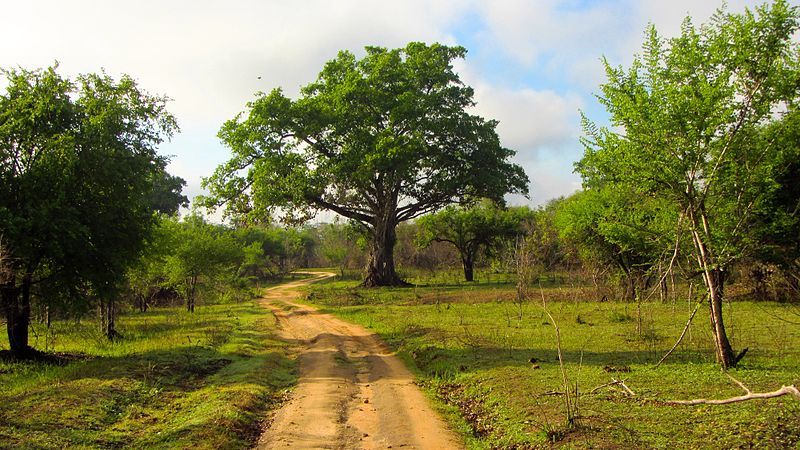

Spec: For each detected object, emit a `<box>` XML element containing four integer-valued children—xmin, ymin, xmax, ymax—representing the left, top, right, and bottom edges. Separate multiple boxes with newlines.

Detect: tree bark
<box><xmin>689</xmin><ymin>206</ymin><xmax>736</xmax><ymax>368</ymax></box>
<box><xmin>462</xmin><ymin>255</ymin><xmax>474</xmax><ymax>282</ymax></box>
<box><xmin>362</xmin><ymin>215</ymin><xmax>408</xmax><ymax>287</ymax></box>
<box><xmin>707</xmin><ymin>267</ymin><xmax>736</xmax><ymax>367</ymax></box>
<box><xmin>2</xmin><ymin>274</ymin><xmax>32</xmax><ymax>358</ymax></box>
<box><xmin>100</xmin><ymin>298</ymin><xmax>120</xmax><ymax>341</ymax></box>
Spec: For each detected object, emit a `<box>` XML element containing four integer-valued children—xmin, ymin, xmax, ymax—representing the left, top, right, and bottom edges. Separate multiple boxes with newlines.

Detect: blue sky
<box><xmin>2</xmin><ymin>0</ymin><xmax>793</xmax><ymax>218</ymax></box>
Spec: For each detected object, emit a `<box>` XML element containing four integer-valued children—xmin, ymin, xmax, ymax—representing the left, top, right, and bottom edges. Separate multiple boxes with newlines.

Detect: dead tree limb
<box><xmin>655</xmin><ymin>299</ymin><xmax>704</xmax><ymax>367</ymax></box>
<box><xmin>666</xmin><ymin>385</ymin><xmax>800</xmax><ymax>405</ymax></box>
<box><xmin>666</xmin><ymin>375</ymin><xmax>800</xmax><ymax>405</ymax></box>
<box><xmin>725</xmin><ymin>373</ymin><xmax>751</xmax><ymax>394</ymax></box>
<box><xmin>589</xmin><ymin>379</ymin><xmax>636</xmax><ymax>396</ymax></box>
<box><xmin>613</xmin><ymin>378</ymin><xmax>636</xmax><ymax>396</ymax></box>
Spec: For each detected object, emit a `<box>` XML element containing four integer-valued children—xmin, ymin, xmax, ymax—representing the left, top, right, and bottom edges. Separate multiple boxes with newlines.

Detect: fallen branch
<box><xmin>655</xmin><ymin>299</ymin><xmax>704</xmax><ymax>367</ymax></box>
<box><xmin>588</xmin><ymin>379</ymin><xmax>636</xmax><ymax>396</ymax></box>
<box><xmin>613</xmin><ymin>378</ymin><xmax>636</xmax><ymax>397</ymax></box>
<box><xmin>666</xmin><ymin>374</ymin><xmax>800</xmax><ymax>405</ymax></box>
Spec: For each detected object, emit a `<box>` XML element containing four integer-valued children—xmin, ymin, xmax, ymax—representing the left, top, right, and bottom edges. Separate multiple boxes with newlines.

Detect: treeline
<box><xmin>314</xmin><ymin>192</ymin><xmax>799</xmax><ymax>308</ymax></box>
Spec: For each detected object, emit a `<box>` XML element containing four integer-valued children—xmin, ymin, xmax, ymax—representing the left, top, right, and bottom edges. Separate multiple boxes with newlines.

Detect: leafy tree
<box><xmin>164</xmin><ymin>216</ymin><xmax>243</xmax><ymax>313</ymax></box>
<box><xmin>578</xmin><ymin>1</ymin><xmax>800</xmax><ymax>367</ymax></box>
<box><xmin>749</xmin><ymin>109</ymin><xmax>800</xmax><ymax>300</ymax></box>
<box><xmin>203</xmin><ymin>42</ymin><xmax>528</xmax><ymax>286</ymax></box>
<box><xmin>125</xmin><ymin>216</ymin><xmax>182</xmax><ymax>313</ymax></box>
<box><xmin>554</xmin><ymin>188</ymin><xmax>676</xmax><ymax>301</ymax></box>
<box><xmin>0</xmin><ymin>66</ymin><xmax>181</xmax><ymax>355</ymax></box>
<box><xmin>416</xmin><ymin>201</ymin><xmax>531</xmax><ymax>281</ymax></box>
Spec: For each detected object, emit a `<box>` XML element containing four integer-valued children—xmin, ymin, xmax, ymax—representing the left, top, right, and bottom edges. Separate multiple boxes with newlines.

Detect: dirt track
<box><xmin>256</xmin><ymin>273</ymin><xmax>462</xmax><ymax>450</ymax></box>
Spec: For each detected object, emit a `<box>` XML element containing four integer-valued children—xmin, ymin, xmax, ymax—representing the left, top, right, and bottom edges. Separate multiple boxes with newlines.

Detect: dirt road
<box><xmin>256</xmin><ymin>273</ymin><xmax>462</xmax><ymax>450</ymax></box>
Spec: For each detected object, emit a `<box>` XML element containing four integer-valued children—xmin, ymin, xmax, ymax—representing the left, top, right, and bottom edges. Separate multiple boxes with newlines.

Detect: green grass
<box><xmin>307</xmin><ymin>277</ymin><xmax>800</xmax><ymax>449</ymax></box>
<box><xmin>0</xmin><ymin>300</ymin><xmax>294</xmax><ymax>449</ymax></box>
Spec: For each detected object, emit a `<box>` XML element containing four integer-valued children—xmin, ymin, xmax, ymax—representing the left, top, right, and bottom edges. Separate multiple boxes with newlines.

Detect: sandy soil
<box><xmin>255</xmin><ymin>272</ymin><xmax>462</xmax><ymax>450</ymax></box>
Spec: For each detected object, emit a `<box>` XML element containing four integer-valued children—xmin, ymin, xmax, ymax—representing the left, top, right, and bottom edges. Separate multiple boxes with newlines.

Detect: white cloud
<box><xmin>473</xmin><ymin>83</ymin><xmax>583</xmax><ymax>153</ymax></box>
<box><xmin>1</xmin><ymin>0</ymin><xmax>468</xmax><ymax>125</ymax></box>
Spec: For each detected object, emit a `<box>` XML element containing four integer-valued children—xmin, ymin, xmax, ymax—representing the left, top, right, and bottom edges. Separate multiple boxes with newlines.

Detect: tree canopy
<box><xmin>416</xmin><ymin>200</ymin><xmax>532</xmax><ymax>282</ymax></box>
<box><xmin>204</xmin><ymin>42</ymin><xmax>528</xmax><ymax>286</ymax></box>
<box><xmin>0</xmin><ymin>65</ymin><xmax>184</xmax><ymax>356</ymax></box>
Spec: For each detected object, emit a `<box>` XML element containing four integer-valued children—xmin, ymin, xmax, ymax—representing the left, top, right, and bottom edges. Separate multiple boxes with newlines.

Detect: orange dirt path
<box><xmin>255</xmin><ymin>272</ymin><xmax>463</xmax><ymax>450</ymax></box>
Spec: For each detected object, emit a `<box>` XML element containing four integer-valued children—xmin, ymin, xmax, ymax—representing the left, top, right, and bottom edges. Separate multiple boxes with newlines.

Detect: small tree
<box><xmin>164</xmin><ymin>216</ymin><xmax>243</xmax><ymax>313</ymax></box>
<box><xmin>554</xmin><ymin>188</ymin><xmax>675</xmax><ymax>301</ymax></box>
<box><xmin>579</xmin><ymin>1</ymin><xmax>800</xmax><ymax>368</ymax></box>
<box><xmin>203</xmin><ymin>42</ymin><xmax>528</xmax><ymax>287</ymax></box>
<box><xmin>416</xmin><ymin>201</ymin><xmax>531</xmax><ymax>281</ymax></box>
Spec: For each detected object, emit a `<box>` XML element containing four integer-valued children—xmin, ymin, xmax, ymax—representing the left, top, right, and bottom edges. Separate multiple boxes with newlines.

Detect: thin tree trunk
<box><xmin>101</xmin><ymin>298</ymin><xmax>119</xmax><ymax>341</ymax></box>
<box><xmin>462</xmin><ymin>255</ymin><xmax>474</xmax><ymax>282</ymax></box>
<box><xmin>689</xmin><ymin>206</ymin><xmax>736</xmax><ymax>368</ymax></box>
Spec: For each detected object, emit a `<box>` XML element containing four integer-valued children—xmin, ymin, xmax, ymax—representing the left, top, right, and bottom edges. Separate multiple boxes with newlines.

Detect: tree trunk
<box><xmin>187</xmin><ymin>275</ymin><xmax>197</xmax><ymax>313</ymax></box>
<box><xmin>622</xmin><ymin>274</ymin><xmax>636</xmax><ymax>302</ymax></box>
<box><xmin>363</xmin><ymin>216</ymin><xmax>408</xmax><ymax>287</ymax></box>
<box><xmin>689</xmin><ymin>206</ymin><xmax>737</xmax><ymax>368</ymax></box>
<box><xmin>462</xmin><ymin>255</ymin><xmax>474</xmax><ymax>282</ymax></box>
<box><xmin>707</xmin><ymin>267</ymin><xmax>736</xmax><ymax>368</ymax></box>
<box><xmin>2</xmin><ymin>275</ymin><xmax>32</xmax><ymax>358</ymax></box>
<box><xmin>100</xmin><ymin>298</ymin><xmax>120</xmax><ymax>341</ymax></box>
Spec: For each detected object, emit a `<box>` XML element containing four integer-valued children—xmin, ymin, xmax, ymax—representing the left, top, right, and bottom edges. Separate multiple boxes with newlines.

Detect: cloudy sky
<box><xmin>1</xmin><ymin>0</ymin><xmax>789</xmax><ymax>217</ymax></box>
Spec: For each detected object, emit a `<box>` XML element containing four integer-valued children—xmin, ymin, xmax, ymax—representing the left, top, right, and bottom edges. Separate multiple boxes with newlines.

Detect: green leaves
<box><xmin>0</xmin><ymin>65</ymin><xmax>183</xmax><ymax>304</ymax></box>
<box><xmin>579</xmin><ymin>0</ymin><xmax>800</xmax><ymax>268</ymax></box>
<box><xmin>204</xmin><ymin>42</ymin><xmax>528</xmax><ymax>227</ymax></box>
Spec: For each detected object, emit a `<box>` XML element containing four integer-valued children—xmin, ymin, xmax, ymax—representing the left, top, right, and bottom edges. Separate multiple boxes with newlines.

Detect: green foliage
<box><xmin>203</xmin><ymin>42</ymin><xmax>528</xmax><ymax>285</ymax></box>
<box><xmin>127</xmin><ymin>216</ymin><xmax>317</xmax><ymax>311</ymax></box>
<box><xmin>307</xmin><ymin>281</ymin><xmax>800</xmax><ymax>448</ymax></box>
<box><xmin>0</xmin><ymin>302</ymin><xmax>295</xmax><ymax>449</ymax></box>
<box><xmin>316</xmin><ymin>220</ymin><xmax>365</xmax><ymax>276</ymax></box>
<box><xmin>204</xmin><ymin>42</ymin><xmax>527</xmax><ymax>224</ymax></box>
<box><xmin>0</xmin><ymin>65</ymin><xmax>184</xmax><ymax>353</ymax></box>
<box><xmin>578</xmin><ymin>0</ymin><xmax>800</xmax><ymax>270</ymax></box>
<box><xmin>554</xmin><ymin>187</ymin><xmax>678</xmax><ymax>299</ymax></box>
<box><xmin>578</xmin><ymin>0</ymin><xmax>800</xmax><ymax>366</ymax></box>
<box><xmin>416</xmin><ymin>201</ymin><xmax>532</xmax><ymax>280</ymax></box>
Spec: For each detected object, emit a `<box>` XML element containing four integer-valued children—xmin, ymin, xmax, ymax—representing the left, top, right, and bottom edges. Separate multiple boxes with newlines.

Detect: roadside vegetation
<box><xmin>306</xmin><ymin>273</ymin><xmax>800</xmax><ymax>448</ymax></box>
<box><xmin>2</xmin><ymin>0</ymin><xmax>798</xmax><ymax>448</ymax></box>
<box><xmin>0</xmin><ymin>299</ymin><xmax>296</xmax><ymax>449</ymax></box>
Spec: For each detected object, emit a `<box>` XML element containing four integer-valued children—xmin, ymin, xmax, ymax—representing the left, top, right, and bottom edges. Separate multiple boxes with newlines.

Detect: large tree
<box><xmin>203</xmin><ymin>42</ymin><xmax>528</xmax><ymax>286</ymax></box>
<box><xmin>0</xmin><ymin>66</ymin><xmax>182</xmax><ymax>356</ymax></box>
<box><xmin>578</xmin><ymin>1</ymin><xmax>800</xmax><ymax>368</ymax></box>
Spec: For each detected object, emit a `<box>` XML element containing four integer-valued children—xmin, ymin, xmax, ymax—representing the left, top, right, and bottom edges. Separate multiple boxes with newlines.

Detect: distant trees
<box><xmin>417</xmin><ymin>201</ymin><xmax>532</xmax><ymax>281</ymax></box>
<box><xmin>317</xmin><ymin>220</ymin><xmax>365</xmax><ymax>278</ymax></box>
<box><xmin>163</xmin><ymin>216</ymin><xmax>243</xmax><ymax>313</ymax></box>
<box><xmin>126</xmin><ymin>215</ymin><xmax>317</xmax><ymax>315</ymax></box>
<box><xmin>0</xmin><ymin>66</ymin><xmax>184</xmax><ymax>356</ymax></box>
<box><xmin>578</xmin><ymin>1</ymin><xmax>800</xmax><ymax>368</ymax></box>
<box><xmin>203</xmin><ymin>42</ymin><xmax>528</xmax><ymax>287</ymax></box>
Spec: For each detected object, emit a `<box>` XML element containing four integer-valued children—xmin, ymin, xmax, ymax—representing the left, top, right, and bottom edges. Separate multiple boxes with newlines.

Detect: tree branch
<box><xmin>666</xmin><ymin>385</ymin><xmax>799</xmax><ymax>405</ymax></box>
<box><xmin>307</xmin><ymin>195</ymin><xmax>373</xmax><ymax>224</ymax></box>
<box><xmin>655</xmin><ymin>298</ymin><xmax>704</xmax><ymax>367</ymax></box>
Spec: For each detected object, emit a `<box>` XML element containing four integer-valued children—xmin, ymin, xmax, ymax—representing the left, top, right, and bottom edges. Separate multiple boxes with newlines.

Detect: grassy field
<box><xmin>0</xmin><ymin>299</ymin><xmax>295</xmax><ymax>449</ymax></box>
<box><xmin>307</xmin><ymin>273</ymin><xmax>800</xmax><ymax>449</ymax></box>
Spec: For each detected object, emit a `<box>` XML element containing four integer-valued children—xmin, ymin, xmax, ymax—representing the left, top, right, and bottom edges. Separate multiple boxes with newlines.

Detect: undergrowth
<box><xmin>0</xmin><ymin>301</ymin><xmax>295</xmax><ymax>449</ymax></box>
<box><xmin>307</xmin><ymin>274</ymin><xmax>800</xmax><ymax>449</ymax></box>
